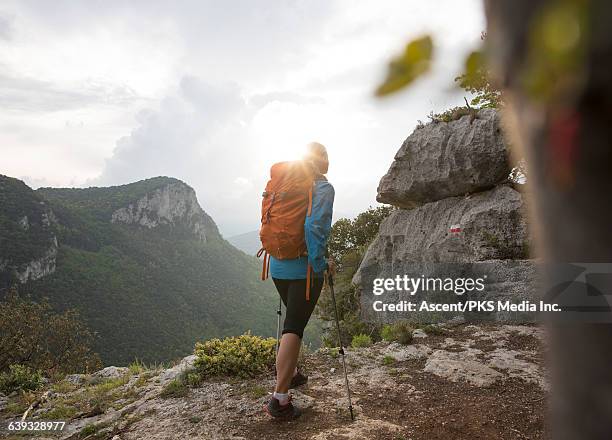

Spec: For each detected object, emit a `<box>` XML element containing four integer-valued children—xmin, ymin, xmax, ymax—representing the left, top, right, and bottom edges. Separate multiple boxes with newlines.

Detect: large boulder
<box><xmin>91</xmin><ymin>366</ymin><xmax>129</xmax><ymax>380</ymax></box>
<box><xmin>355</xmin><ymin>185</ymin><xmax>528</xmax><ymax>277</ymax></box>
<box><xmin>354</xmin><ymin>185</ymin><xmax>535</xmax><ymax>324</ymax></box>
<box><xmin>377</xmin><ymin>109</ymin><xmax>510</xmax><ymax>208</ymax></box>
<box><xmin>158</xmin><ymin>354</ymin><xmax>197</xmax><ymax>383</ymax></box>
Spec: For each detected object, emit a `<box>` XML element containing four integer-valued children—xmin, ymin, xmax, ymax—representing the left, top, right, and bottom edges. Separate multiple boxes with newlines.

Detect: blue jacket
<box><xmin>270</xmin><ymin>178</ymin><xmax>334</xmax><ymax>279</ymax></box>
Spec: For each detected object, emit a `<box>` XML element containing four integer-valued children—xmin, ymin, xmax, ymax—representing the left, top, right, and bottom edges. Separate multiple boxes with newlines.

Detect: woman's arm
<box><xmin>304</xmin><ymin>180</ymin><xmax>335</xmax><ymax>273</ymax></box>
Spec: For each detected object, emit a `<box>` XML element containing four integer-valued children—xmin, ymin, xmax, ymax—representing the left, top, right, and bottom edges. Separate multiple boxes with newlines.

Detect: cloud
<box><xmin>95</xmin><ymin>76</ymin><xmax>243</xmax><ymax>182</ymax></box>
<box><xmin>0</xmin><ymin>13</ymin><xmax>12</xmax><ymax>40</ymax></box>
<box><xmin>0</xmin><ymin>72</ymin><xmax>141</xmax><ymax>112</ymax></box>
<box><xmin>93</xmin><ymin>76</ymin><xmax>262</xmax><ymax>232</ymax></box>
<box><xmin>250</xmin><ymin>91</ymin><xmax>326</xmax><ymax>108</ymax></box>
<box><xmin>1</xmin><ymin>0</ymin><xmax>486</xmax><ymax>235</ymax></box>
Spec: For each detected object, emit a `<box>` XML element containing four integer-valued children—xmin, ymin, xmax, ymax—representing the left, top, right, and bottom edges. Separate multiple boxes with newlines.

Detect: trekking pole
<box><xmin>275</xmin><ymin>297</ymin><xmax>282</xmax><ymax>355</ymax></box>
<box><xmin>328</xmin><ymin>273</ymin><xmax>355</xmax><ymax>421</ymax></box>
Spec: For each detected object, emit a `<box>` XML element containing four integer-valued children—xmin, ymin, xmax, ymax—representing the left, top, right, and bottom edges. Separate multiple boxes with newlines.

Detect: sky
<box><xmin>0</xmin><ymin>0</ymin><xmax>485</xmax><ymax>236</ymax></box>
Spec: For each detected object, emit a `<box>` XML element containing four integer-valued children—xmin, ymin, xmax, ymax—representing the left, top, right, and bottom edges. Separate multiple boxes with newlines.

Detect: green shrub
<box><xmin>5</xmin><ymin>400</ymin><xmax>28</xmax><ymax>415</ymax></box>
<box><xmin>428</xmin><ymin>106</ymin><xmax>474</xmax><ymax>123</ymax></box>
<box><xmin>395</xmin><ymin>322</ymin><xmax>415</xmax><ymax>345</ymax></box>
<box><xmin>0</xmin><ymin>364</ymin><xmax>44</xmax><ymax>394</ymax></box>
<box><xmin>382</xmin><ymin>355</ymin><xmax>395</xmax><ymax>366</ymax></box>
<box><xmin>51</xmin><ymin>380</ymin><xmax>78</xmax><ymax>394</ymax></box>
<box><xmin>79</xmin><ymin>422</ymin><xmax>109</xmax><ymax>438</ymax></box>
<box><xmin>80</xmin><ymin>425</ymin><xmax>97</xmax><ymax>437</ymax></box>
<box><xmin>193</xmin><ymin>333</ymin><xmax>276</xmax><ymax>378</ymax></box>
<box><xmin>351</xmin><ymin>334</ymin><xmax>372</xmax><ymax>348</ymax></box>
<box><xmin>420</xmin><ymin>324</ymin><xmax>448</xmax><ymax>336</ymax></box>
<box><xmin>381</xmin><ymin>325</ymin><xmax>395</xmax><ymax>342</ymax></box>
<box><xmin>381</xmin><ymin>322</ymin><xmax>414</xmax><ymax>345</ymax></box>
<box><xmin>183</xmin><ymin>370</ymin><xmax>203</xmax><ymax>388</ymax></box>
<box><xmin>42</xmin><ymin>403</ymin><xmax>79</xmax><ymax>420</ymax></box>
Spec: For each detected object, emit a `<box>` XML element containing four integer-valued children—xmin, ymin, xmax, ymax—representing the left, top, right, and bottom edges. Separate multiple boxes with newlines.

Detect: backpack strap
<box><xmin>305</xmin><ymin>263</ymin><xmax>312</xmax><ymax>301</ymax></box>
<box><xmin>257</xmin><ymin>248</ymin><xmax>270</xmax><ymax>281</ymax></box>
<box><xmin>307</xmin><ymin>185</ymin><xmax>313</xmax><ymax>217</ymax></box>
<box><xmin>304</xmin><ymin>183</ymin><xmax>315</xmax><ymax>300</ymax></box>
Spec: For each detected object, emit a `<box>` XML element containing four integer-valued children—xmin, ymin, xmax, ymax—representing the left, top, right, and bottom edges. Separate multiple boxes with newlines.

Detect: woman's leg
<box><xmin>275</xmin><ymin>333</ymin><xmax>301</xmax><ymax>393</ymax></box>
<box><xmin>274</xmin><ymin>276</ymin><xmax>324</xmax><ymax>394</ymax></box>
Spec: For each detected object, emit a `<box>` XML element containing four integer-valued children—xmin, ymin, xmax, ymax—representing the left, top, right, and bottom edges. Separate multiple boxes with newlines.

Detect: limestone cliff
<box><xmin>110</xmin><ymin>180</ymin><xmax>216</xmax><ymax>242</ymax></box>
<box><xmin>14</xmin><ymin>236</ymin><xmax>58</xmax><ymax>283</ymax></box>
<box><xmin>0</xmin><ymin>175</ymin><xmax>59</xmax><ymax>284</ymax></box>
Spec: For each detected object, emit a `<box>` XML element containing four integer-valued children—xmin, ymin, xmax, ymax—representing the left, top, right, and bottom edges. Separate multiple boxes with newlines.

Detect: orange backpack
<box><xmin>257</xmin><ymin>161</ymin><xmax>315</xmax><ymax>295</ymax></box>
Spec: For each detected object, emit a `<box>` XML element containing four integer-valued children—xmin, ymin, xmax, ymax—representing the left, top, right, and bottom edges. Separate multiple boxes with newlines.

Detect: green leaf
<box><xmin>464</xmin><ymin>50</ymin><xmax>485</xmax><ymax>80</ymax></box>
<box><xmin>375</xmin><ymin>35</ymin><xmax>434</xmax><ymax>97</ymax></box>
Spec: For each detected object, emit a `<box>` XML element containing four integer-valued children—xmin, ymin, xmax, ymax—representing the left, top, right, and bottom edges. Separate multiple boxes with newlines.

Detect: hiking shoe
<box><xmin>264</xmin><ymin>396</ymin><xmax>302</xmax><ymax>420</ymax></box>
<box><xmin>290</xmin><ymin>371</ymin><xmax>308</xmax><ymax>388</ymax></box>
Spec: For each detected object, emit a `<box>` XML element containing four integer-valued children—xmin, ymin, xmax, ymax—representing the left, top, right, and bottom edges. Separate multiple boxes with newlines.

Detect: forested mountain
<box><xmin>0</xmin><ymin>175</ymin><xmax>277</xmax><ymax>365</ymax></box>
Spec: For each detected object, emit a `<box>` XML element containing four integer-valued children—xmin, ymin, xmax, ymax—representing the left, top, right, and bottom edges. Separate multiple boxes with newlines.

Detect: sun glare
<box><xmin>251</xmin><ymin>102</ymin><xmax>316</xmax><ymax>166</ymax></box>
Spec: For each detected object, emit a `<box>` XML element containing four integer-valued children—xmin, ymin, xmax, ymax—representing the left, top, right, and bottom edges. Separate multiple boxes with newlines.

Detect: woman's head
<box><xmin>304</xmin><ymin>142</ymin><xmax>329</xmax><ymax>174</ymax></box>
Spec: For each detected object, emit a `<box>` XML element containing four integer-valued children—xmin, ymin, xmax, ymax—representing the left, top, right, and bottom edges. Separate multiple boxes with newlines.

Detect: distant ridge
<box><xmin>227</xmin><ymin>230</ymin><xmax>261</xmax><ymax>256</ymax></box>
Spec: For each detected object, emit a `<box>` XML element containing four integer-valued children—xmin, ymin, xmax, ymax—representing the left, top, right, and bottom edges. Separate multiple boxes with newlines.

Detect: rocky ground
<box><xmin>0</xmin><ymin>324</ymin><xmax>549</xmax><ymax>440</ymax></box>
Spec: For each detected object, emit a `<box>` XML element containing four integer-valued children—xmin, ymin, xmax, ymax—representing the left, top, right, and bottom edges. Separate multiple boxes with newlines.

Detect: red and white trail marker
<box><xmin>450</xmin><ymin>224</ymin><xmax>462</xmax><ymax>234</ymax></box>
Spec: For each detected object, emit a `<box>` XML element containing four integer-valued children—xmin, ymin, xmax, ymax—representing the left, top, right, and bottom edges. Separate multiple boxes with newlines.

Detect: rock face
<box><xmin>355</xmin><ymin>109</ymin><xmax>535</xmax><ymax>324</ymax></box>
<box><xmin>15</xmin><ymin>236</ymin><xmax>58</xmax><ymax>283</ymax></box>
<box><xmin>111</xmin><ymin>182</ymin><xmax>215</xmax><ymax>242</ymax></box>
<box><xmin>377</xmin><ymin>109</ymin><xmax>510</xmax><ymax>208</ymax></box>
<box><xmin>0</xmin><ymin>175</ymin><xmax>59</xmax><ymax>284</ymax></box>
<box><xmin>424</xmin><ymin>349</ymin><xmax>504</xmax><ymax>387</ymax></box>
<box><xmin>359</xmin><ymin>185</ymin><xmax>528</xmax><ymax>266</ymax></box>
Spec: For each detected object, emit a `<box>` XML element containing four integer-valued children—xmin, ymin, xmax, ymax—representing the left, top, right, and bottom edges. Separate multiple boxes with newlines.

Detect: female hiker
<box><xmin>259</xmin><ymin>142</ymin><xmax>335</xmax><ymax>419</ymax></box>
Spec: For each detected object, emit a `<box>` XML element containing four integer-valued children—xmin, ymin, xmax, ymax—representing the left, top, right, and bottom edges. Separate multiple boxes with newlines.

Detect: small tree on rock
<box><xmin>0</xmin><ymin>287</ymin><xmax>102</xmax><ymax>377</ymax></box>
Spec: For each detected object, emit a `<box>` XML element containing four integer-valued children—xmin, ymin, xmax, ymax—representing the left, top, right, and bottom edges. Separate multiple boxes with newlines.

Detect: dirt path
<box><xmin>236</xmin><ymin>325</ymin><xmax>548</xmax><ymax>440</ymax></box>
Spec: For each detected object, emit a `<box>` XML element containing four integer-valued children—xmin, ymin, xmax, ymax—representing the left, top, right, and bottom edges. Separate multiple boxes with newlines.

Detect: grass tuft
<box><xmin>160</xmin><ymin>379</ymin><xmax>188</xmax><ymax>399</ymax></box>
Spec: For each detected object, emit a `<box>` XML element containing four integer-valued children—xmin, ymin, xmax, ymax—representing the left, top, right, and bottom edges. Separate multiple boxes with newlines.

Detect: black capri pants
<box><xmin>272</xmin><ymin>277</ymin><xmax>324</xmax><ymax>339</ymax></box>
